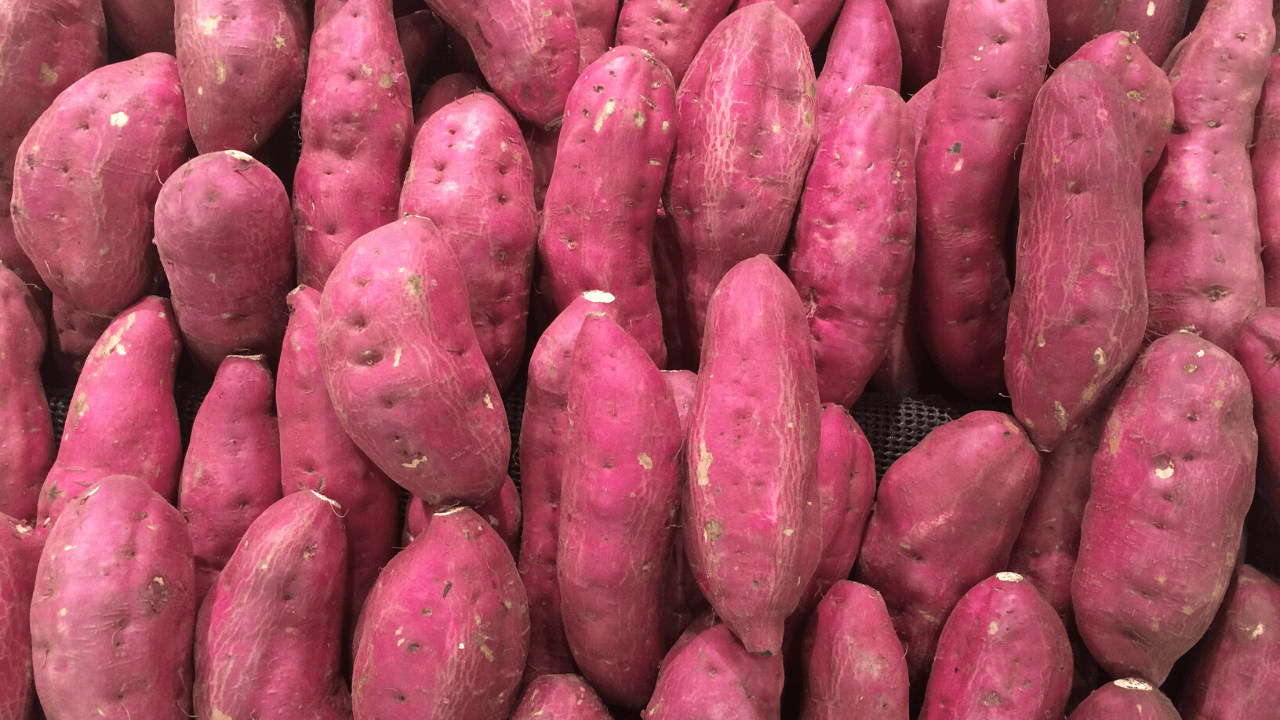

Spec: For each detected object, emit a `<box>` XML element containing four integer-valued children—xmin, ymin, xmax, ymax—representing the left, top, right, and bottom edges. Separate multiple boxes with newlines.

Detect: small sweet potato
<box><xmin>884</xmin><ymin>0</ymin><xmax>948</xmax><ymax>93</ymax></box>
<box><xmin>1237</xmin><ymin>307</ymin><xmax>1280</xmax><ymax>522</ymax></box>
<box><xmin>0</xmin><ymin>515</ymin><xmax>41</xmax><ymax>720</ymax></box>
<box><xmin>0</xmin><ymin>265</ymin><xmax>50</xmax><ymax>523</ymax></box>
<box><xmin>613</xmin><ymin>0</ymin><xmax>733</xmax><ymax>86</ymax></box>
<box><xmin>102</xmin><ymin>0</ymin><xmax>176</xmax><ymax>55</ymax></box>
<box><xmin>814</xmin><ymin>0</ymin><xmax>902</xmax><ymax>132</ymax></box>
<box><xmin>511</xmin><ymin>674</ymin><xmax>612</xmax><ymax>720</ymax></box>
<box><xmin>643</xmin><ymin>618</ymin><xmax>785</xmax><ymax>719</ymax></box>
<box><xmin>404</xmin><ymin>474</ymin><xmax>522</xmax><ymax>556</ymax></box>
<box><xmin>1253</xmin><ymin>54</ymin><xmax>1280</xmax><ymax>305</ymax></box>
<box><xmin>1067</xmin><ymin>679</ymin><xmax>1181</xmax><ymax>720</ymax></box>
<box><xmin>1112</xmin><ymin>0</ymin><xmax>1190</xmax><ymax>66</ymax></box>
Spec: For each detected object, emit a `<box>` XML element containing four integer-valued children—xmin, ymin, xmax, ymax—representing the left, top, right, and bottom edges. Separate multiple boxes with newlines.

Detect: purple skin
<box><xmin>884</xmin><ymin>0</ymin><xmax>947</xmax><ymax>93</ymax></box>
<box><xmin>1112</xmin><ymin>0</ymin><xmax>1191</xmax><ymax>66</ymax></box>
<box><xmin>0</xmin><ymin>265</ymin><xmax>50</xmax><ymax>524</ymax></box>
<box><xmin>1253</xmin><ymin>54</ymin><xmax>1280</xmax><ymax>305</ymax></box>
<box><xmin>396</xmin><ymin>10</ymin><xmax>444</xmax><ymax>93</ymax></box>
<box><xmin>1068</xmin><ymin>679</ymin><xmax>1182</xmax><ymax>720</ymax></box>
<box><xmin>814</xmin><ymin>0</ymin><xmax>902</xmax><ymax>133</ymax></box>
<box><xmin>0</xmin><ymin>514</ymin><xmax>42</xmax><ymax>720</ymax></box>
<box><xmin>49</xmin><ymin>294</ymin><xmax>112</xmax><ymax>383</ymax></box>
<box><xmin>102</xmin><ymin>0</ymin><xmax>175</xmax><ymax>54</ymax></box>
<box><xmin>569</xmin><ymin>0</ymin><xmax>619</xmax><ymax>67</ymax></box>
<box><xmin>1048</xmin><ymin>0</ymin><xmax>1119</xmax><ymax>65</ymax></box>
<box><xmin>413</xmin><ymin>72</ymin><xmax>485</xmax><ymax>128</ymax></box>
<box><xmin>644</xmin><ymin>618</ymin><xmax>786</xmax><ymax>720</ymax></box>
<box><xmin>738</xmin><ymin>0</ymin><xmax>845</xmax><ymax>48</ymax></box>
<box><xmin>538</xmin><ymin>46</ymin><xmax>675</xmax><ymax>369</ymax></box>
<box><xmin>613</xmin><ymin>0</ymin><xmax>733</xmax><ymax>86</ymax></box>
<box><xmin>658</xmin><ymin>368</ymin><xmax>709</xmax><ymax>647</ymax></box>
<box><xmin>511</xmin><ymin>674</ymin><xmax>613</xmax><ymax>720</ymax></box>
<box><xmin>405</xmin><ymin>474</ymin><xmax>523</xmax><ymax>557</ymax></box>
<box><xmin>1237</xmin><ymin>308</ymin><xmax>1280</xmax><ymax>523</ymax></box>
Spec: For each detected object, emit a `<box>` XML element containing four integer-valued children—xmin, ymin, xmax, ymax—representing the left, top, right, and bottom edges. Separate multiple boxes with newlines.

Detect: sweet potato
<box><xmin>643</xmin><ymin>618</ymin><xmax>785</xmax><ymax>719</ymax></box>
<box><xmin>651</xmin><ymin>207</ymin><xmax>692</xmax><ymax>370</ymax></box>
<box><xmin>659</xmin><ymin>366</ymin><xmax>709</xmax><ymax>646</ymax></box>
<box><xmin>400</xmin><ymin>93</ymin><xmax>537</xmax><ymax>390</ymax></box>
<box><xmin>351</xmin><ymin>506</ymin><xmax>529</xmax><ymax>719</ymax></box>
<box><xmin>919</xmin><ymin>572</ymin><xmax>1073</xmax><ymax>720</ymax></box>
<box><xmin>665</xmin><ymin>6</ymin><xmax>818</xmax><ymax>356</ymax></box>
<box><xmin>0</xmin><ymin>514</ymin><xmax>41</xmax><ymax>720</ymax></box>
<box><xmin>422</xmin><ymin>0</ymin><xmax>578</xmax><ymax>127</ymax></box>
<box><xmin>37</xmin><ymin>296</ymin><xmax>183</xmax><ymax>530</ymax></box>
<box><xmin>11</xmin><ymin>53</ymin><xmax>190</xmax><ymax>317</ymax></box>
<box><xmin>1175</xmin><ymin>564</ymin><xmax>1280</xmax><ymax>718</ymax></box>
<box><xmin>194</xmin><ymin>490</ymin><xmax>350</xmax><ymax>720</ymax></box>
<box><xmin>175</xmin><ymin>0</ymin><xmax>308</xmax><ymax>153</ymax></box>
<box><xmin>814</xmin><ymin>0</ymin><xmax>902</xmax><ymax>132</ymax></box>
<box><xmin>1067</xmin><ymin>679</ymin><xmax>1181</xmax><ymax>720</ymax></box>
<box><xmin>539</xmin><ymin>46</ymin><xmax>675</xmax><ymax>368</ymax></box>
<box><xmin>854</xmin><ymin>410</ymin><xmax>1042</xmax><ymax>684</ymax></box>
<box><xmin>0</xmin><ymin>266</ymin><xmax>50</xmax><ymax>524</ymax></box>
<box><xmin>525</xmin><ymin>124</ymin><xmax>560</xmax><ymax>210</ymax></box>
<box><xmin>318</xmin><ymin>217</ymin><xmax>510</xmax><ymax>507</ymax></box>
<box><xmin>177</xmin><ymin>354</ymin><xmax>282</xmax><ymax>604</ymax></box>
<box><xmin>511</xmin><ymin>674</ymin><xmax>612</xmax><ymax>720</ymax></box>
<box><xmin>613</xmin><ymin>0</ymin><xmax>732</xmax><ymax>86</ymax></box>
<box><xmin>1005</xmin><ymin>60</ymin><xmax>1146</xmax><ymax>451</ymax></box>
<box><xmin>1112</xmin><ymin>0</ymin><xmax>1190</xmax><ymax>66</ymax></box>
<box><xmin>30</xmin><ymin>475</ymin><xmax>195</xmax><ymax>720</ymax></box>
<box><xmin>798</xmin><ymin>581</ymin><xmax>908</xmax><ymax>720</ymax></box>
<box><xmin>1254</xmin><ymin>54</ymin><xmax>1280</xmax><ymax>305</ymax></box>
<box><xmin>1072</xmin><ymin>329</ymin><xmax>1257</xmax><ymax>684</ymax></box>
<box><xmin>738</xmin><ymin>0</ymin><xmax>844</xmax><ymax>48</ymax></box>
<box><xmin>570</xmin><ymin>0</ymin><xmax>619</xmax><ymax>67</ymax></box>
<box><xmin>396</xmin><ymin>9</ymin><xmax>444</xmax><ymax>91</ymax></box>
<box><xmin>914</xmin><ymin>0</ymin><xmax>1049</xmax><ymax>399</ymax></box>
<box><xmin>557</xmin><ymin>312</ymin><xmax>682</xmax><ymax>707</ymax></box>
<box><xmin>278</xmin><ymin>284</ymin><xmax>400</xmax><ymax>638</ymax></box>
<box><xmin>102</xmin><ymin>0</ymin><xmax>175</xmax><ymax>54</ymax></box>
<box><xmin>48</xmin><ymin>295</ymin><xmax>111</xmax><ymax>382</ymax></box>
<box><xmin>154</xmin><ymin>150</ymin><xmax>294</xmax><ymax>372</ymax></box>
<box><xmin>1238</xmin><ymin>308</ymin><xmax>1280</xmax><ymax>523</ymax></box>
<box><xmin>684</xmin><ymin>255</ymin><xmax>822</xmax><ymax>655</ymax></box>
<box><xmin>1143</xmin><ymin>0</ymin><xmax>1274</xmax><ymax>355</ymax></box>
<box><xmin>1049</xmin><ymin>0</ymin><xmax>1119</xmax><ymax>65</ymax></box>
<box><xmin>293</xmin><ymin>0</ymin><xmax>413</xmax><ymax>289</ymax></box>
<box><xmin>404</xmin><ymin>474</ymin><xmax>522</xmax><ymax>556</ymax></box>
<box><xmin>790</xmin><ymin>84</ymin><xmax>915</xmax><ymax>406</ymax></box>
<box><xmin>884</xmin><ymin>0</ymin><xmax>948</xmax><ymax>93</ymax></box>
<box><xmin>414</xmin><ymin>71</ymin><xmax>484</xmax><ymax>126</ymax></box>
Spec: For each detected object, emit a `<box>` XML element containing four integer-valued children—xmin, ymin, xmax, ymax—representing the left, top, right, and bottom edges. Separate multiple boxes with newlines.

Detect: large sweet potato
<box><xmin>1067</xmin><ymin>679</ymin><xmax>1181</xmax><ymax>720</ymax></box>
<box><xmin>1238</xmin><ymin>308</ymin><xmax>1280</xmax><ymax>523</ymax></box>
<box><xmin>644</xmin><ymin>618</ymin><xmax>785</xmax><ymax>719</ymax></box>
<box><xmin>511</xmin><ymin>674</ymin><xmax>612</xmax><ymax>720</ymax></box>
<box><xmin>613</xmin><ymin>0</ymin><xmax>732</xmax><ymax>86</ymax></box>
<box><xmin>0</xmin><ymin>515</ymin><xmax>41</xmax><ymax>720</ymax></box>
<box><xmin>814</xmin><ymin>0</ymin><xmax>902</xmax><ymax>133</ymax></box>
<box><xmin>1254</xmin><ymin>54</ymin><xmax>1280</xmax><ymax>305</ymax></box>
<box><xmin>0</xmin><ymin>265</ymin><xmax>50</xmax><ymax>523</ymax></box>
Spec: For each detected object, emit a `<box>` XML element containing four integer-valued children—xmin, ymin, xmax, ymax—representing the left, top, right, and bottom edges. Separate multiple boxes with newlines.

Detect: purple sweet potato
<box><xmin>1005</xmin><ymin>60</ymin><xmax>1146</xmax><ymax>451</ymax></box>
<box><xmin>1143</xmin><ymin>0</ymin><xmax>1274</xmax><ymax>355</ymax></box>
<box><xmin>30</xmin><ymin>475</ymin><xmax>195</xmax><ymax>720</ymax></box>
<box><xmin>658</xmin><ymin>367</ymin><xmax>709</xmax><ymax>646</ymax></box>
<box><xmin>539</xmin><ymin>46</ymin><xmax>675</xmax><ymax>368</ymax></box>
<box><xmin>558</xmin><ymin>312</ymin><xmax>682</xmax><ymax>707</ymax></box>
<box><xmin>738</xmin><ymin>0</ymin><xmax>844</xmax><ymax>48</ymax></box>
<box><xmin>48</xmin><ymin>295</ymin><xmax>111</xmax><ymax>382</ymax></box>
<box><xmin>914</xmin><ymin>0</ymin><xmax>1049</xmax><ymax>399</ymax></box>
<box><xmin>102</xmin><ymin>0</ymin><xmax>175</xmax><ymax>54</ymax></box>
<box><xmin>884</xmin><ymin>0</ymin><xmax>948</xmax><ymax>93</ymax></box>
<box><xmin>1072</xmin><ymin>329</ymin><xmax>1257</xmax><ymax>685</ymax></box>
<box><xmin>36</xmin><ymin>296</ymin><xmax>182</xmax><ymax>530</ymax></box>
<box><xmin>175</xmin><ymin>0</ymin><xmax>308</xmax><ymax>154</ymax></box>
<box><xmin>789</xmin><ymin>84</ymin><xmax>915</xmax><ymax>406</ymax></box>
<box><xmin>1175</xmin><ymin>564</ymin><xmax>1280</xmax><ymax>718</ymax></box>
<box><xmin>318</xmin><ymin>217</ymin><xmax>510</xmax><ymax>507</ymax></box>
<box><xmin>1254</xmin><ymin>54</ymin><xmax>1280</xmax><ymax>305</ymax></box>
<box><xmin>1112</xmin><ymin>0</ymin><xmax>1190</xmax><ymax>66</ymax></box>
<box><xmin>177</xmin><ymin>354</ymin><xmax>283</xmax><ymax>604</ymax></box>
<box><xmin>351</xmin><ymin>506</ymin><xmax>530</xmax><ymax>719</ymax></box>
<box><xmin>525</xmin><ymin>124</ymin><xmax>560</xmax><ymax>210</ymax></box>
<box><xmin>1067</xmin><ymin>679</ymin><xmax>1181</xmax><ymax>720</ymax></box>
<box><xmin>278</xmin><ymin>285</ymin><xmax>400</xmax><ymax>637</ymax></box>
<box><xmin>814</xmin><ymin>0</ymin><xmax>902</xmax><ymax>132</ymax></box>
<box><xmin>293</xmin><ymin>0</ymin><xmax>413</xmax><ymax>290</ymax></box>
<box><xmin>651</xmin><ymin>206</ymin><xmax>693</xmax><ymax>370</ymax></box>
<box><xmin>396</xmin><ymin>9</ymin><xmax>444</xmax><ymax>91</ymax></box>
<box><xmin>662</xmin><ymin>369</ymin><xmax>697</xmax><ymax>425</ymax></box>
<box><xmin>1049</xmin><ymin>0</ymin><xmax>1119</xmax><ymax>65</ymax></box>
<box><xmin>414</xmin><ymin>71</ymin><xmax>484</xmax><ymax>126</ymax></box>
<box><xmin>0</xmin><ymin>514</ymin><xmax>41</xmax><ymax>720</ymax></box>
<box><xmin>613</xmin><ymin>0</ymin><xmax>732</xmax><ymax>86</ymax></box>
<box><xmin>0</xmin><ymin>0</ymin><xmax>106</xmax><ymax>293</ymax></box>
<box><xmin>194</xmin><ymin>490</ymin><xmax>350</xmax><ymax>720</ymax></box>
<box><xmin>422</xmin><ymin>0</ymin><xmax>578</xmax><ymax>127</ymax></box>
<box><xmin>799</xmin><ymin>581</ymin><xmax>909</xmax><ymax>720</ymax></box>
<box><xmin>400</xmin><ymin>93</ymin><xmax>537</xmax><ymax>390</ymax></box>
<box><xmin>665</xmin><ymin>4</ymin><xmax>819</xmax><ymax>356</ymax></box>
<box><xmin>404</xmin><ymin>474</ymin><xmax>522</xmax><ymax>556</ymax></box>
<box><xmin>919</xmin><ymin>572</ymin><xmax>1073</xmax><ymax>720</ymax></box>
<box><xmin>683</xmin><ymin>255</ymin><xmax>822</xmax><ymax>656</ymax></box>
<box><xmin>570</xmin><ymin>0</ymin><xmax>619</xmax><ymax>67</ymax></box>
<box><xmin>511</xmin><ymin>674</ymin><xmax>612</xmax><ymax>720</ymax></box>
<box><xmin>1067</xmin><ymin>30</ymin><xmax>1175</xmax><ymax>179</ymax></box>
<box><xmin>11</xmin><ymin>53</ymin><xmax>190</xmax><ymax>317</ymax></box>
<box><xmin>1237</xmin><ymin>308</ymin><xmax>1280</xmax><ymax>522</ymax></box>
<box><xmin>644</xmin><ymin>618</ymin><xmax>785</xmax><ymax>719</ymax></box>
<box><xmin>853</xmin><ymin>410</ymin><xmax>1042</xmax><ymax>684</ymax></box>
<box><xmin>0</xmin><ymin>266</ymin><xmax>50</xmax><ymax>524</ymax></box>
<box><xmin>154</xmin><ymin>150</ymin><xmax>294</xmax><ymax>372</ymax></box>
<box><xmin>518</xmin><ymin>291</ymin><xmax>620</xmax><ymax>682</ymax></box>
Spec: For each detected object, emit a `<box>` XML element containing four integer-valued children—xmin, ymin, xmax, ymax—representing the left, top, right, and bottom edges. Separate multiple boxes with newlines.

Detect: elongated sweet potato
<box><xmin>684</xmin><ymin>255</ymin><xmax>822</xmax><ymax>656</ymax></box>
<box><xmin>194</xmin><ymin>490</ymin><xmax>349</xmax><ymax>720</ymax></box>
<box><xmin>1073</xmin><ymin>329</ymin><xmax>1257</xmax><ymax>685</ymax></box>
<box><xmin>1237</xmin><ymin>308</ymin><xmax>1280</xmax><ymax>523</ymax></box>
<box><xmin>403</xmin><ymin>474</ymin><xmax>521</xmax><ymax>556</ymax></box>
<box><xmin>400</xmin><ymin>93</ymin><xmax>537</xmax><ymax>390</ymax></box>
<box><xmin>351</xmin><ymin>506</ymin><xmax>529</xmax><ymax>719</ymax></box>
<box><xmin>738</xmin><ymin>0</ymin><xmax>844</xmax><ymax>48</ymax></box>
<box><xmin>37</xmin><ymin>296</ymin><xmax>182</xmax><ymax>530</ymax></box>
<box><xmin>885</xmin><ymin>0</ymin><xmax>947</xmax><ymax>93</ymax></box>
<box><xmin>665</xmin><ymin>4</ymin><xmax>819</xmax><ymax>355</ymax></box>
<box><xmin>1143</xmin><ymin>0</ymin><xmax>1274</xmax><ymax>355</ymax></box>
<box><xmin>0</xmin><ymin>266</ymin><xmax>50</xmax><ymax>523</ymax></box>
<box><xmin>102</xmin><ymin>0</ymin><xmax>175</xmax><ymax>54</ymax></box>
<box><xmin>1112</xmin><ymin>0</ymin><xmax>1190</xmax><ymax>66</ymax></box>
<box><xmin>414</xmin><ymin>71</ymin><xmax>484</xmax><ymax>126</ymax></box>
<box><xmin>1254</xmin><ymin>54</ymin><xmax>1280</xmax><ymax>305</ymax></box>
<box><xmin>11</xmin><ymin>53</ymin><xmax>190</xmax><ymax>317</ymax></box>
<box><xmin>1067</xmin><ymin>679</ymin><xmax>1181</xmax><ymax>720</ymax></box>
<box><xmin>178</xmin><ymin>354</ymin><xmax>282</xmax><ymax>604</ymax></box>
<box><xmin>790</xmin><ymin>84</ymin><xmax>915</xmax><ymax>406</ymax></box>
<box><xmin>1049</xmin><ymin>0</ymin><xmax>1119</xmax><ymax>65</ymax></box>
<box><xmin>0</xmin><ymin>515</ymin><xmax>41</xmax><ymax>720</ymax></box>
<box><xmin>511</xmin><ymin>674</ymin><xmax>612</xmax><ymax>720</ymax></box>
<box><xmin>539</xmin><ymin>46</ymin><xmax>674</xmax><ymax>367</ymax></box>
<box><xmin>30</xmin><ymin>475</ymin><xmax>195</xmax><ymax>720</ymax></box>
<box><xmin>318</xmin><ymin>217</ymin><xmax>510</xmax><ymax>507</ymax></box>
<box><xmin>644</xmin><ymin>618</ymin><xmax>785</xmax><ymax>719</ymax></box>
<box><xmin>854</xmin><ymin>410</ymin><xmax>1042</xmax><ymax>684</ymax></box>
<box><xmin>658</xmin><ymin>367</ymin><xmax>708</xmax><ymax>645</ymax></box>
<box><xmin>814</xmin><ymin>0</ymin><xmax>902</xmax><ymax>132</ymax></box>
<box><xmin>294</xmin><ymin>0</ymin><xmax>413</xmax><ymax>289</ymax></box>
<box><xmin>613</xmin><ymin>0</ymin><xmax>732</xmax><ymax>86</ymax></box>
<box><xmin>919</xmin><ymin>572</ymin><xmax>1073</xmax><ymax>720</ymax></box>
<box><xmin>914</xmin><ymin>0</ymin><xmax>1049</xmax><ymax>399</ymax></box>
<box><xmin>558</xmin><ymin>312</ymin><xmax>682</xmax><ymax>707</ymax></box>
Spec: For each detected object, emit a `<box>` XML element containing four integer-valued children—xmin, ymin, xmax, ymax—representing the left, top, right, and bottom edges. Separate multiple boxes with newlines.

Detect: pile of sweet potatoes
<box><xmin>5</xmin><ymin>0</ymin><xmax>1280</xmax><ymax>717</ymax></box>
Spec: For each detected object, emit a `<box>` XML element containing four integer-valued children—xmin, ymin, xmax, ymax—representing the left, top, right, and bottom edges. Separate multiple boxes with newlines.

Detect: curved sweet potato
<box><xmin>1112</xmin><ymin>0</ymin><xmax>1190</xmax><ymax>66</ymax></box>
<box><xmin>613</xmin><ymin>0</ymin><xmax>732</xmax><ymax>86</ymax></box>
<box><xmin>511</xmin><ymin>674</ymin><xmax>612</xmax><ymax>720</ymax></box>
<box><xmin>0</xmin><ymin>265</ymin><xmax>50</xmax><ymax>523</ymax></box>
<box><xmin>814</xmin><ymin>0</ymin><xmax>902</xmax><ymax>132</ymax></box>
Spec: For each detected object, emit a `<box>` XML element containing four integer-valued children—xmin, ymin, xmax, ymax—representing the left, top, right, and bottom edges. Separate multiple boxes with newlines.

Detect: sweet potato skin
<box><xmin>0</xmin><ymin>266</ymin><xmax>50</xmax><ymax>523</ymax></box>
<box><xmin>11</xmin><ymin>53</ymin><xmax>190</xmax><ymax>317</ymax></box>
<box><xmin>613</xmin><ymin>0</ymin><xmax>733</xmax><ymax>86</ymax></box>
<box><xmin>37</xmin><ymin>296</ymin><xmax>183</xmax><ymax>530</ymax></box>
<box><xmin>1067</xmin><ymin>679</ymin><xmax>1181</xmax><ymax>720</ymax></box>
<box><xmin>814</xmin><ymin>0</ymin><xmax>902</xmax><ymax>133</ymax></box>
<box><xmin>1048</xmin><ymin>0</ymin><xmax>1119</xmax><ymax>65</ymax></box>
<box><xmin>318</xmin><ymin>217</ymin><xmax>510</xmax><ymax>507</ymax></box>
<box><xmin>194</xmin><ymin>490</ymin><xmax>350</xmax><ymax>720</ymax></box>
<box><xmin>885</xmin><ymin>0</ymin><xmax>947</xmax><ymax>93</ymax></box>
<box><xmin>0</xmin><ymin>515</ymin><xmax>41</xmax><ymax>720</ymax></box>
<box><xmin>1112</xmin><ymin>0</ymin><xmax>1190</xmax><ymax>66</ymax></box>
<box><xmin>1237</xmin><ymin>308</ymin><xmax>1280</xmax><ymax>522</ymax></box>
<box><xmin>511</xmin><ymin>674</ymin><xmax>612</xmax><ymax>720</ymax></box>
<box><xmin>30</xmin><ymin>476</ymin><xmax>195</xmax><ymax>720</ymax></box>
<box><xmin>48</xmin><ymin>295</ymin><xmax>111</xmax><ymax>382</ymax></box>
<box><xmin>684</xmin><ymin>255</ymin><xmax>822</xmax><ymax>656</ymax></box>
<box><xmin>400</xmin><ymin>93</ymin><xmax>537</xmax><ymax>390</ymax></box>
<box><xmin>414</xmin><ymin>72</ymin><xmax>484</xmax><ymax>126</ymax></box>
<box><xmin>853</xmin><ymin>410</ymin><xmax>1042</xmax><ymax>684</ymax></box>
<box><xmin>644</xmin><ymin>618</ymin><xmax>785</xmax><ymax>719</ymax></box>
<box><xmin>790</xmin><ymin>84</ymin><xmax>915</xmax><ymax>406</ymax></box>
<box><xmin>102</xmin><ymin>0</ymin><xmax>176</xmax><ymax>55</ymax></box>
<box><xmin>351</xmin><ymin>506</ymin><xmax>530</xmax><ymax>719</ymax></box>
<box><xmin>1253</xmin><ymin>54</ymin><xmax>1280</xmax><ymax>305</ymax></box>
<box><xmin>396</xmin><ymin>9</ymin><xmax>444</xmax><ymax>90</ymax></box>
<box><xmin>1005</xmin><ymin>60</ymin><xmax>1146</xmax><ymax>451</ymax></box>
<box><xmin>569</xmin><ymin>0</ymin><xmax>618</xmax><ymax>67</ymax></box>
<box><xmin>738</xmin><ymin>0</ymin><xmax>844</xmax><ymax>48</ymax></box>
<box><xmin>1072</xmin><ymin>330</ymin><xmax>1257</xmax><ymax>685</ymax></box>
<box><xmin>404</xmin><ymin>474</ymin><xmax>522</xmax><ymax>556</ymax></box>
<box><xmin>914</xmin><ymin>0</ymin><xmax>1050</xmax><ymax>399</ymax></box>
